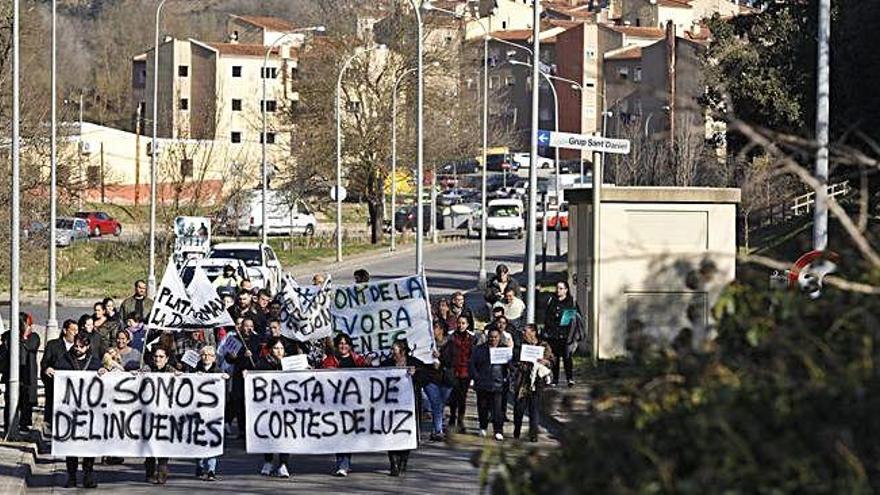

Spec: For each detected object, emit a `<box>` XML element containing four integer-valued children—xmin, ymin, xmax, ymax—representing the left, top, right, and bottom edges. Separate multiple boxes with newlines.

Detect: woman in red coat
<box><xmin>322</xmin><ymin>334</ymin><xmax>368</xmax><ymax>476</ymax></box>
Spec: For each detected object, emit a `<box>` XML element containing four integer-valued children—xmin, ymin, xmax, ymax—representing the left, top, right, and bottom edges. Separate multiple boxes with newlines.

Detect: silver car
<box><xmin>56</xmin><ymin>217</ymin><xmax>90</xmax><ymax>247</ymax></box>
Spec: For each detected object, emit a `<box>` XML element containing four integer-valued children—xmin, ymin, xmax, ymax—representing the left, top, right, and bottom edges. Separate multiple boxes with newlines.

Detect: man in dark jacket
<box><xmin>40</xmin><ymin>319</ymin><xmax>79</xmax><ymax>429</ymax></box>
<box><xmin>120</xmin><ymin>279</ymin><xmax>153</xmax><ymax>323</ymax></box>
<box><xmin>54</xmin><ymin>333</ymin><xmax>105</xmax><ymax>488</ymax></box>
<box><xmin>483</xmin><ymin>264</ymin><xmax>521</xmax><ymax>307</ymax></box>
<box><xmin>469</xmin><ymin>328</ymin><xmax>509</xmax><ymax>441</ymax></box>
<box><xmin>0</xmin><ymin>313</ymin><xmax>41</xmax><ymax>431</ymax></box>
<box><xmin>225</xmin><ymin>317</ymin><xmax>263</xmax><ymax>438</ymax></box>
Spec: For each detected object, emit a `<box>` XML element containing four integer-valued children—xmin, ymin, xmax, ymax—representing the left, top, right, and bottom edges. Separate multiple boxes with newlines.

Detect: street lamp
<box><xmin>47</xmin><ymin>0</ymin><xmax>59</xmax><ymax>336</ymax></box>
<box><xmin>148</xmin><ymin>0</ymin><xmax>170</xmax><ymax>298</ymax></box>
<box><xmin>262</xmin><ymin>26</ymin><xmax>326</xmax><ymax>247</ymax></box>
<box><xmin>336</xmin><ymin>44</ymin><xmax>386</xmax><ymax>263</ymax></box>
<box><xmin>407</xmin><ymin>0</ymin><xmax>426</xmax><ymax>275</ymax></box>
<box><xmin>7</xmin><ymin>0</ymin><xmax>21</xmax><ymax>437</ymax></box>
<box><xmin>526</xmin><ymin>0</ymin><xmax>541</xmax><ymax>324</ymax></box>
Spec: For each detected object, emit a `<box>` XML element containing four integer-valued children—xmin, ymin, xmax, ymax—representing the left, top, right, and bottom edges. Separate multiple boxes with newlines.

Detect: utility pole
<box><xmin>47</xmin><ymin>0</ymin><xmax>58</xmax><ymax>337</ymax></box>
<box><xmin>7</xmin><ymin>0</ymin><xmax>21</xmax><ymax>438</ymax></box>
<box><xmin>814</xmin><ymin>0</ymin><xmax>831</xmax><ymax>251</ymax></box>
<box><xmin>525</xmin><ymin>0</ymin><xmax>541</xmax><ymax>324</ymax></box>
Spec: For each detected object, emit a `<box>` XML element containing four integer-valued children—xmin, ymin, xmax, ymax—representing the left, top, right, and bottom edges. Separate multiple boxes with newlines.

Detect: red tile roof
<box><xmin>229</xmin><ymin>15</ymin><xmax>297</xmax><ymax>32</ymax></box>
<box><xmin>605</xmin><ymin>45</ymin><xmax>642</xmax><ymax>60</ymax></box>
<box><xmin>608</xmin><ymin>26</ymin><xmax>665</xmax><ymax>38</ymax></box>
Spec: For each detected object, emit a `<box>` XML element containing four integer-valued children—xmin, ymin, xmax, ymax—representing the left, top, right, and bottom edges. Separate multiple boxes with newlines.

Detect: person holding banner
<box><xmin>40</xmin><ymin>319</ymin><xmax>79</xmax><ymax>430</ymax></box>
<box><xmin>265</xmin><ymin>318</ymin><xmax>303</xmax><ymax>357</ymax></box>
<box><xmin>512</xmin><ymin>324</ymin><xmax>554</xmax><ymax>442</ymax></box>
<box><xmin>193</xmin><ymin>345</ymin><xmax>224</xmax><ymax>482</ymax></box>
<box><xmin>255</xmin><ymin>336</ymin><xmax>294</xmax><ymax>478</ymax></box>
<box><xmin>381</xmin><ymin>339</ymin><xmax>421</xmax><ymax>476</ymax></box>
<box><xmin>322</xmin><ymin>333</ymin><xmax>368</xmax><ymax>477</ymax></box>
<box><xmin>469</xmin><ymin>328</ymin><xmax>509</xmax><ymax>441</ymax></box>
<box><xmin>141</xmin><ymin>347</ymin><xmax>176</xmax><ymax>485</ymax></box>
<box><xmin>54</xmin><ymin>332</ymin><xmax>107</xmax><ymax>488</ymax></box>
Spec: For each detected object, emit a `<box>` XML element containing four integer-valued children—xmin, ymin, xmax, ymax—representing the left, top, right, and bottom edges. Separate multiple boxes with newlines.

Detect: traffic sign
<box><xmin>330</xmin><ymin>185</ymin><xmax>347</xmax><ymax>201</ymax></box>
<box><xmin>540</xmin><ymin>130</ymin><xmax>631</xmax><ymax>154</ymax></box>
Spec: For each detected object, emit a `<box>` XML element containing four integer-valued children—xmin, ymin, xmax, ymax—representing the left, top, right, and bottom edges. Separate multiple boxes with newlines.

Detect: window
<box><xmin>634</xmin><ymin>67</ymin><xmax>643</xmax><ymax>82</ymax></box>
<box><xmin>179</xmin><ymin>98</ymin><xmax>189</xmax><ymax>110</ymax></box>
<box><xmin>232</xmin><ymin>99</ymin><xmax>242</xmax><ymax>111</ymax></box>
<box><xmin>585</xmin><ymin>79</ymin><xmax>597</xmax><ymax>88</ymax></box>
<box><xmin>178</xmin><ymin>65</ymin><xmax>189</xmax><ymax>77</ymax></box>
<box><xmin>260</xmin><ymin>132</ymin><xmax>276</xmax><ymax>144</ymax></box>
<box><xmin>180</xmin><ymin>158</ymin><xmax>193</xmax><ymax>177</ymax></box>
<box><xmin>230</xmin><ymin>131</ymin><xmax>242</xmax><ymax>143</ymax></box>
<box><xmin>261</xmin><ymin>100</ymin><xmax>277</xmax><ymax>112</ymax></box>
<box><xmin>345</xmin><ymin>101</ymin><xmax>362</xmax><ymax>113</ymax></box>
<box><xmin>291</xmin><ymin>66</ymin><xmax>299</xmax><ymax>80</ymax></box>
<box><xmin>618</xmin><ymin>67</ymin><xmax>629</xmax><ymax>80</ymax></box>
<box><xmin>487</xmin><ymin>56</ymin><xmax>498</xmax><ymax>67</ymax></box>
<box><xmin>232</xmin><ymin>65</ymin><xmax>242</xmax><ymax>77</ymax></box>
<box><xmin>489</xmin><ymin>75</ymin><xmax>500</xmax><ymax>89</ymax></box>
<box><xmin>260</xmin><ymin>67</ymin><xmax>278</xmax><ymax>79</ymax></box>
<box><xmin>505</xmin><ymin>75</ymin><xmax>516</xmax><ymax>86</ymax></box>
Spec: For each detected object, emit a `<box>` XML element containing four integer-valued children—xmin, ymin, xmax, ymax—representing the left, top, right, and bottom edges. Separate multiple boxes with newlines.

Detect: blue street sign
<box><xmin>537</xmin><ymin>130</ymin><xmax>551</xmax><ymax>146</ymax></box>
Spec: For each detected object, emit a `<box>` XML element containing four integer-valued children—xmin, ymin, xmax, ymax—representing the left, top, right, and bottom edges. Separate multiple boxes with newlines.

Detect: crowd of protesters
<box><xmin>0</xmin><ymin>262</ymin><xmax>582</xmax><ymax>488</ymax></box>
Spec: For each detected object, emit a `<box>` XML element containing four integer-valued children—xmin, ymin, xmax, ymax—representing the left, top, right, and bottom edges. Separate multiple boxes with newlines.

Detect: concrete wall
<box><xmin>566</xmin><ymin>186</ymin><xmax>740</xmax><ymax>359</ymax></box>
<box><xmin>657</xmin><ymin>5</ymin><xmax>695</xmax><ymax>33</ymax></box>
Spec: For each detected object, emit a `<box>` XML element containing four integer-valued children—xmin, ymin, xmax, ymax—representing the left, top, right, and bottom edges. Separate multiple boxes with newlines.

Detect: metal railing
<box><xmin>790</xmin><ymin>180</ymin><xmax>851</xmax><ymax>216</ymax></box>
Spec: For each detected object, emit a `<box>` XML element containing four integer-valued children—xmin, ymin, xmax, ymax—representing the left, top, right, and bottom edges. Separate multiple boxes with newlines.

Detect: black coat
<box><xmin>40</xmin><ymin>337</ymin><xmax>72</xmax><ymax>382</ymax></box>
<box><xmin>56</xmin><ymin>351</ymin><xmax>103</xmax><ymax>372</ymax></box>
<box><xmin>543</xmin><ymin>294</ymin><xmax>577</xmax><ymax>341</ymax></box>
<box><xmin>0</xmin><ymin>331</ymin><xmax>41</xmax><ymax>403</ymax></box>
<box><xmin>257</xmin><ymin>355</ymin><xmax>283</xmax><ymax>371</ymax></box>
<box><xmin>484</xmin><ymin>275</ymin><xmax>522</xmax><ymax>306</ymax></box>
<box><xmin>225</xmin><ymin>332</ymin><xmax>263</xmax><ymax>399</ymax></box>
<box><xmin>468</xmin><ymin>344</ymin><xmax>507</xmax><ymax>393</ymax></box>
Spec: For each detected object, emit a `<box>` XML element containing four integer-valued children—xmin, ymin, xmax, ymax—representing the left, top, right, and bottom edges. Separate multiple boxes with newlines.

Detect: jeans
<box><xmin>475</xmin><ymin>390</ymin><xmax>504</xmax><ymax>433</ymax></box>
<box><xmin>423</xmin><ymin>382</ymin><xmax>452</xmax><ymax>434</ymax></box>
<box><xmin>145</xmin><ymin>457</ymin><xmax>168</xmax><ymax>477</ymax></box>
<box><xmin>513</xmin><ymin>390</ymin><xmax>542</xmax><ymax>439</ymax></box>
<box><xmin>197</xmin><ymin>457</ymin><xmax>218</xmax><ymax>474</ymax></box>
<box><xmin>264</xmin><ymin>453</ymin><xmax>289</xmax><ymax>466</ymax></box>
<box><xmin>549</xmin><ymin>339</ymin><xmax>573</xmax><ymax>384</ymax></box>
<box><xmin>448</xmin><ymin>376</ymin><xmax>470</xmax><ymax>427</ymax></box>
<box><xmin>66</xmin><ymin>457</ymin><xmax>95</xmax><ymax>474</ymax></box>
<box><xmin>335</xmin><ymin>453</ymin><xmax>352</xmax><ymax>472</ymax></box>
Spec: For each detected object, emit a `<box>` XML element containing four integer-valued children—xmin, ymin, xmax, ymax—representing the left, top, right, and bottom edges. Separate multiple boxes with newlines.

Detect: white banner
<box><xmin>245</xmin><ymin>368</ymin><xmax>418</xmax><ymax>455</ymax></box>
<box><xmin>278</xmin><ymin>274</ymin><xmax>333</xmax><ymax>342</ymax></box>
<box><xmin>331</xmin><ymin>275</ymin><xmax>436</xmax><ymax>363</ymax></box>
<box><xmin>147</xmin><ymin>262</ymin><xmax>234</xmax><ymax>331</ymax></box>
<box><xmin>51</xmin><ymin>371</ymin><xmax>226</xmax><ymax>458</ymax></box>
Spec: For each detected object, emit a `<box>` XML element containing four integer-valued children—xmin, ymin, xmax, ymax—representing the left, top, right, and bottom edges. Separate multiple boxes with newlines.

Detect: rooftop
<box><xmin>604</xmin><ymin>45</ymin><xmax>642</xmax><ymax>61</ymax></box>
<box><xmin>228</xmin><ymin>14</ymin><xmax>298</xmax><ymax>32</ymax></box>
<box><xmin>608</xmin><ymin>25</ymin><xmax>666</xmax><ymax>38</ymax></box>
<box><xmin>205</xmin><ymin>42</ymin><xmax>283</xmax><ymax>57</ymax></box>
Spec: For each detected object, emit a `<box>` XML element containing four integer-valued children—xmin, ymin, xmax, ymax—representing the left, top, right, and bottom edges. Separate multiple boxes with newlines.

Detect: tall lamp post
<box><xmin>336</xmin><ymin>45</ymin><xmax>386</xmax><ymax>263</ymax></box>
<box><xmin>525</xmin><ymin>0</ymin><xmax>541</xmax><ymax>324</ymax></box>
<box><xmin>7</xmin><ymin>0</ymin><xmax>21</xmax><ymax>437</ymax></box>
<box><xmin>405</xmin><ymin>0</ymin><xmax>426</xmax><ymax>275</ymax></box>
<box><xmin>148</xmin><ymin>0</ymin><xmax>169</xmax><ymax>297</ymax></box>
<box><xmin>261</xmin><ymin>26</ymin><xmax>325</xmax><ymax>246</ymax></box>
<box><xmin>390</xmin><ymin>67</ymin><xmax>418</xmax><ymax>252</ymax></box>
<box><xmin>47</xmin><ymin>0</ymin><xmax>59</xmax><ymax>336</ymax></box>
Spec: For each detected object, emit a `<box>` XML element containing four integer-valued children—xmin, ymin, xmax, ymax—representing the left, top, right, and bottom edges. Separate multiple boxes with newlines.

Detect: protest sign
<box><xmin>51</xmin><ymin>371</ymin><xmax>225</xmax><ymax>458</ymax></box>
<box><xmin>490</xmin><ymin>347</ymin><xmax>513</xmax><ymax>364</ymax></box>
<box><xmin>519</xmin><ymin>344</ymin><xmax>544</xmax><ymax>363</ymax></box>
<box><xmin>245</xmin><ymin>368</ymin><xmax>418</xmax><ymax>455</ymax></box>
<box><xmin>281</xmin><ymin>354</ymin><xmax>309</xmax><ymax>371</ymax></box>
<box><xmin>331</xmin><ymin>275</ymin><xmax>435</xmax><ymax>363</ymax></box>
<box><xmin>147</xmin><ymin>262</ymin><xmax>234</xmax><ymax>331</ymax></box>
<box><xmin>181</xmin><ymin>349</ymin><xmax>201</xmax><ymax>369</ymax></box>
<box><xmin>278</xmin><ymin>274</ymin><xmax>334</xmax><ymax>342</ymax></box>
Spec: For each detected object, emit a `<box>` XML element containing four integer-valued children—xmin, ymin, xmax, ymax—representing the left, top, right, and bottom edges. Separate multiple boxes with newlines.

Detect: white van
<box><xmin>485</xmin><ymin>198</ymin><xmax>524</xmax><ymax>239</ymax></box>
<box><xmin>229</xmin><ymin>190</ymin><xmax>317</xmax><ymax>236</ymax></box>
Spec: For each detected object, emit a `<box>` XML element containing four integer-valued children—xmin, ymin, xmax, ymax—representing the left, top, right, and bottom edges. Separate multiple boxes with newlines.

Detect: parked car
<box><xmin>440</xmin><ymin>159</ymin><xmax>480</xmax><ymax>175</ymax></box>
<box><xmin>75</xmin><ymin>211</ymin><xmax>122</xmax><ymax>237</ymax></box>
<box><xmin>394</xmin><ymin>206</ymin><xmax>432</xmax><ymax>233</ymax></box>
<box><xmin>55</xmin><ymin>217</ymin><xmax>90</xmax><ymax>247</ymax></box>
<box><xmin>208</xmin><ymin>242</ymin><xmax>282</xmax><ymax>294</ymax></box>
<box><xmin>486</xmin><ymin>153</ymin><xmax>518</xmax><ymax>172</ymax></box>
<box><xmin>228</xmin><ymin>190</ymin><xmax>317</xmax><ymax>237</ymax></box>
<box><xmin>512</xmin><ymin>152</ymin><xmax>554</xmax><ymax>170</ymax></box>
<box><xmin>485</xmin><ymin>198</ymin><xmax>524</xmax><ymax>239</ymax></box>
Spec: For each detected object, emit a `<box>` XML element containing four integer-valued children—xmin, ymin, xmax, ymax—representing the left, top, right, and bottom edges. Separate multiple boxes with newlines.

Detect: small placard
<box><xmin>490</xmin><ymin>346</ymin><xmax>513</xmax><ymax>365</ymax></box>
<box><xmin>281</xmin><ymin>354</ymin><xmax>310</xmax><ymax>371</ymax></box>
<box><xmin>181</xmin><ymin>349</ymin><xmax>200</xmax><ymax>368</ymax></box>
<box><xmin>519</xmin><ymin>344</ymin><xmax>544</xmax><ymax>363</ymax></box>
<box><xmin>559</xmin><ymin>308</ymin><xmax>577</xmax><ymax>327</ymax></box>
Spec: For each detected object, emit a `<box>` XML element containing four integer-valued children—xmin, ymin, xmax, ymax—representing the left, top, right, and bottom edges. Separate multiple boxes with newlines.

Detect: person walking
<box><xmin>448</xmin><ymin>315</ymin><xmax>477</xmax><ymax>434</ymax></box>
<box><xmin>212</xmin><ymin>264</ymin><xmax>241</xmax><ymax>290</ymax></box>
<box><xmin>92</xmin><ymin>302</ymin><xmax>114</xmax><ymax>352</ymax></box>
<box><xmin>542</xmin><ymin>281</ymin><xmax>577</xmax><ymax>387</ymax></box>
<box><xmin>381</xmin><ymin>340</ymin><xmax>421</xmax><ymax>476</ymax></box>
<box><xmin>77</xmin><ymin>314</ymin><xmax>104</xmax><ymax>358</ymax></box>
<box><xmin>192</xmin><ymin>345</ymin><xmax>225</xmax><ymax>481</ymax></box>
<box><xmin>141</xmin><ymin>347</ymin><xmax>175</xmax><ymax>484</ymax></box>
<box><xmin>225</xmin><ymin>318</ymin><xmax>262</xmax><ymax>439</ymax></box>
<box><xmin>124</xmin><ymin>314</ymin><xmax>147</xmax><ymax>354</ymax></box>
<box><xmin>434</xmin><ymin>298</ymin><xmax>455</xmax><ymax>332</ymax></box>
<box><xmin>449</xmin><ymin>291</ymin><xmax>474</xmax><ymax>331</ymax></box>
<box><xmin>424</xmin><ymin>320</ymin><xmax>454</xmax><ymax>441</ymax></box>
<box><xmin>494</xmin><ymin>287</ymin><xmax>526</xmax><ymax>329</ymax></box>
<box><xmin>484</xmin><ymin>264</ymin><xmax>521</xmax><ymax>307</ymax></box>
<box><xmin>0</xmin><ymin>313</ymin><xmax>41</xmax><ymax>431</ymax></box>
<box><xmin>40</xmin><ymin>319</ymin><xmax>78</xmax><ymax>430</ymax></box>
<box><xmin>265</xmin><ymin>318</ymin><xmax>302</xmax><ymax>357</ymax></box>
<box><xmin>114</xmin><ymin>329</ymin><xmax>142</xmax><ymax>371</ymax></box>
<box><xmin>322</xmin><ymin>334</ymin><xmax>368</xmax><ymax>477</ymax></box>
<box><xmin>120</xmin><ymin>279</ymin><xmax>153</xmax><ymax>324</ymax></box>
<box><xmin>256</xmin><ymin>336</ymin><xmax>293</xmax><ymax>478</ymax></box>
<box><xmin>512</xmin><ymin>324</ymin><xmax>554</xmax><ymax>442</ymax></box>
<box><xmin>469</xmin><ymin>328</ymin><xmax>509</xmax><ymax>441</ymax></box>
<box><xmin>102</xmin><ymin>297</ymin><xmax>123</xmax><ymax>332</ymax></box>
<box><xmin>54</xmin><ymin>333</ymin><xmax>106</xmax><ymax>488</ymax></box>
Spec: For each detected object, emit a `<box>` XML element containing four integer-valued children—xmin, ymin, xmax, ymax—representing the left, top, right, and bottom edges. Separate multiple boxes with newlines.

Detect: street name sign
<box><xmin>538</xmin><ymin>130</ymin><xmax>631</xmax><ymax>155</ymax></box>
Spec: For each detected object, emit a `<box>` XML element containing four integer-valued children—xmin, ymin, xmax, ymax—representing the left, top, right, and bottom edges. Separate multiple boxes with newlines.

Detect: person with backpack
<box><xmin>542</xmin><ymin>280</ymin><xmax>578</xmax><ymax>387</ymax></box>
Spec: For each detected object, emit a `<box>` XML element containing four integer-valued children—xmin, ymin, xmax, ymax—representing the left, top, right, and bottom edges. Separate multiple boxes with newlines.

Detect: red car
<box><xmin>75</xmin><ymin>211</ymin><xmax>122</xmax><ymax>237</ymax></box>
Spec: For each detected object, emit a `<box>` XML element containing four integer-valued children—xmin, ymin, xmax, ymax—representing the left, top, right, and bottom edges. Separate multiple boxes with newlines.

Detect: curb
<box><xmin>0</xmin><ymin>441</ymin><xmax>38</xmax><ymax>495</ymax></box>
